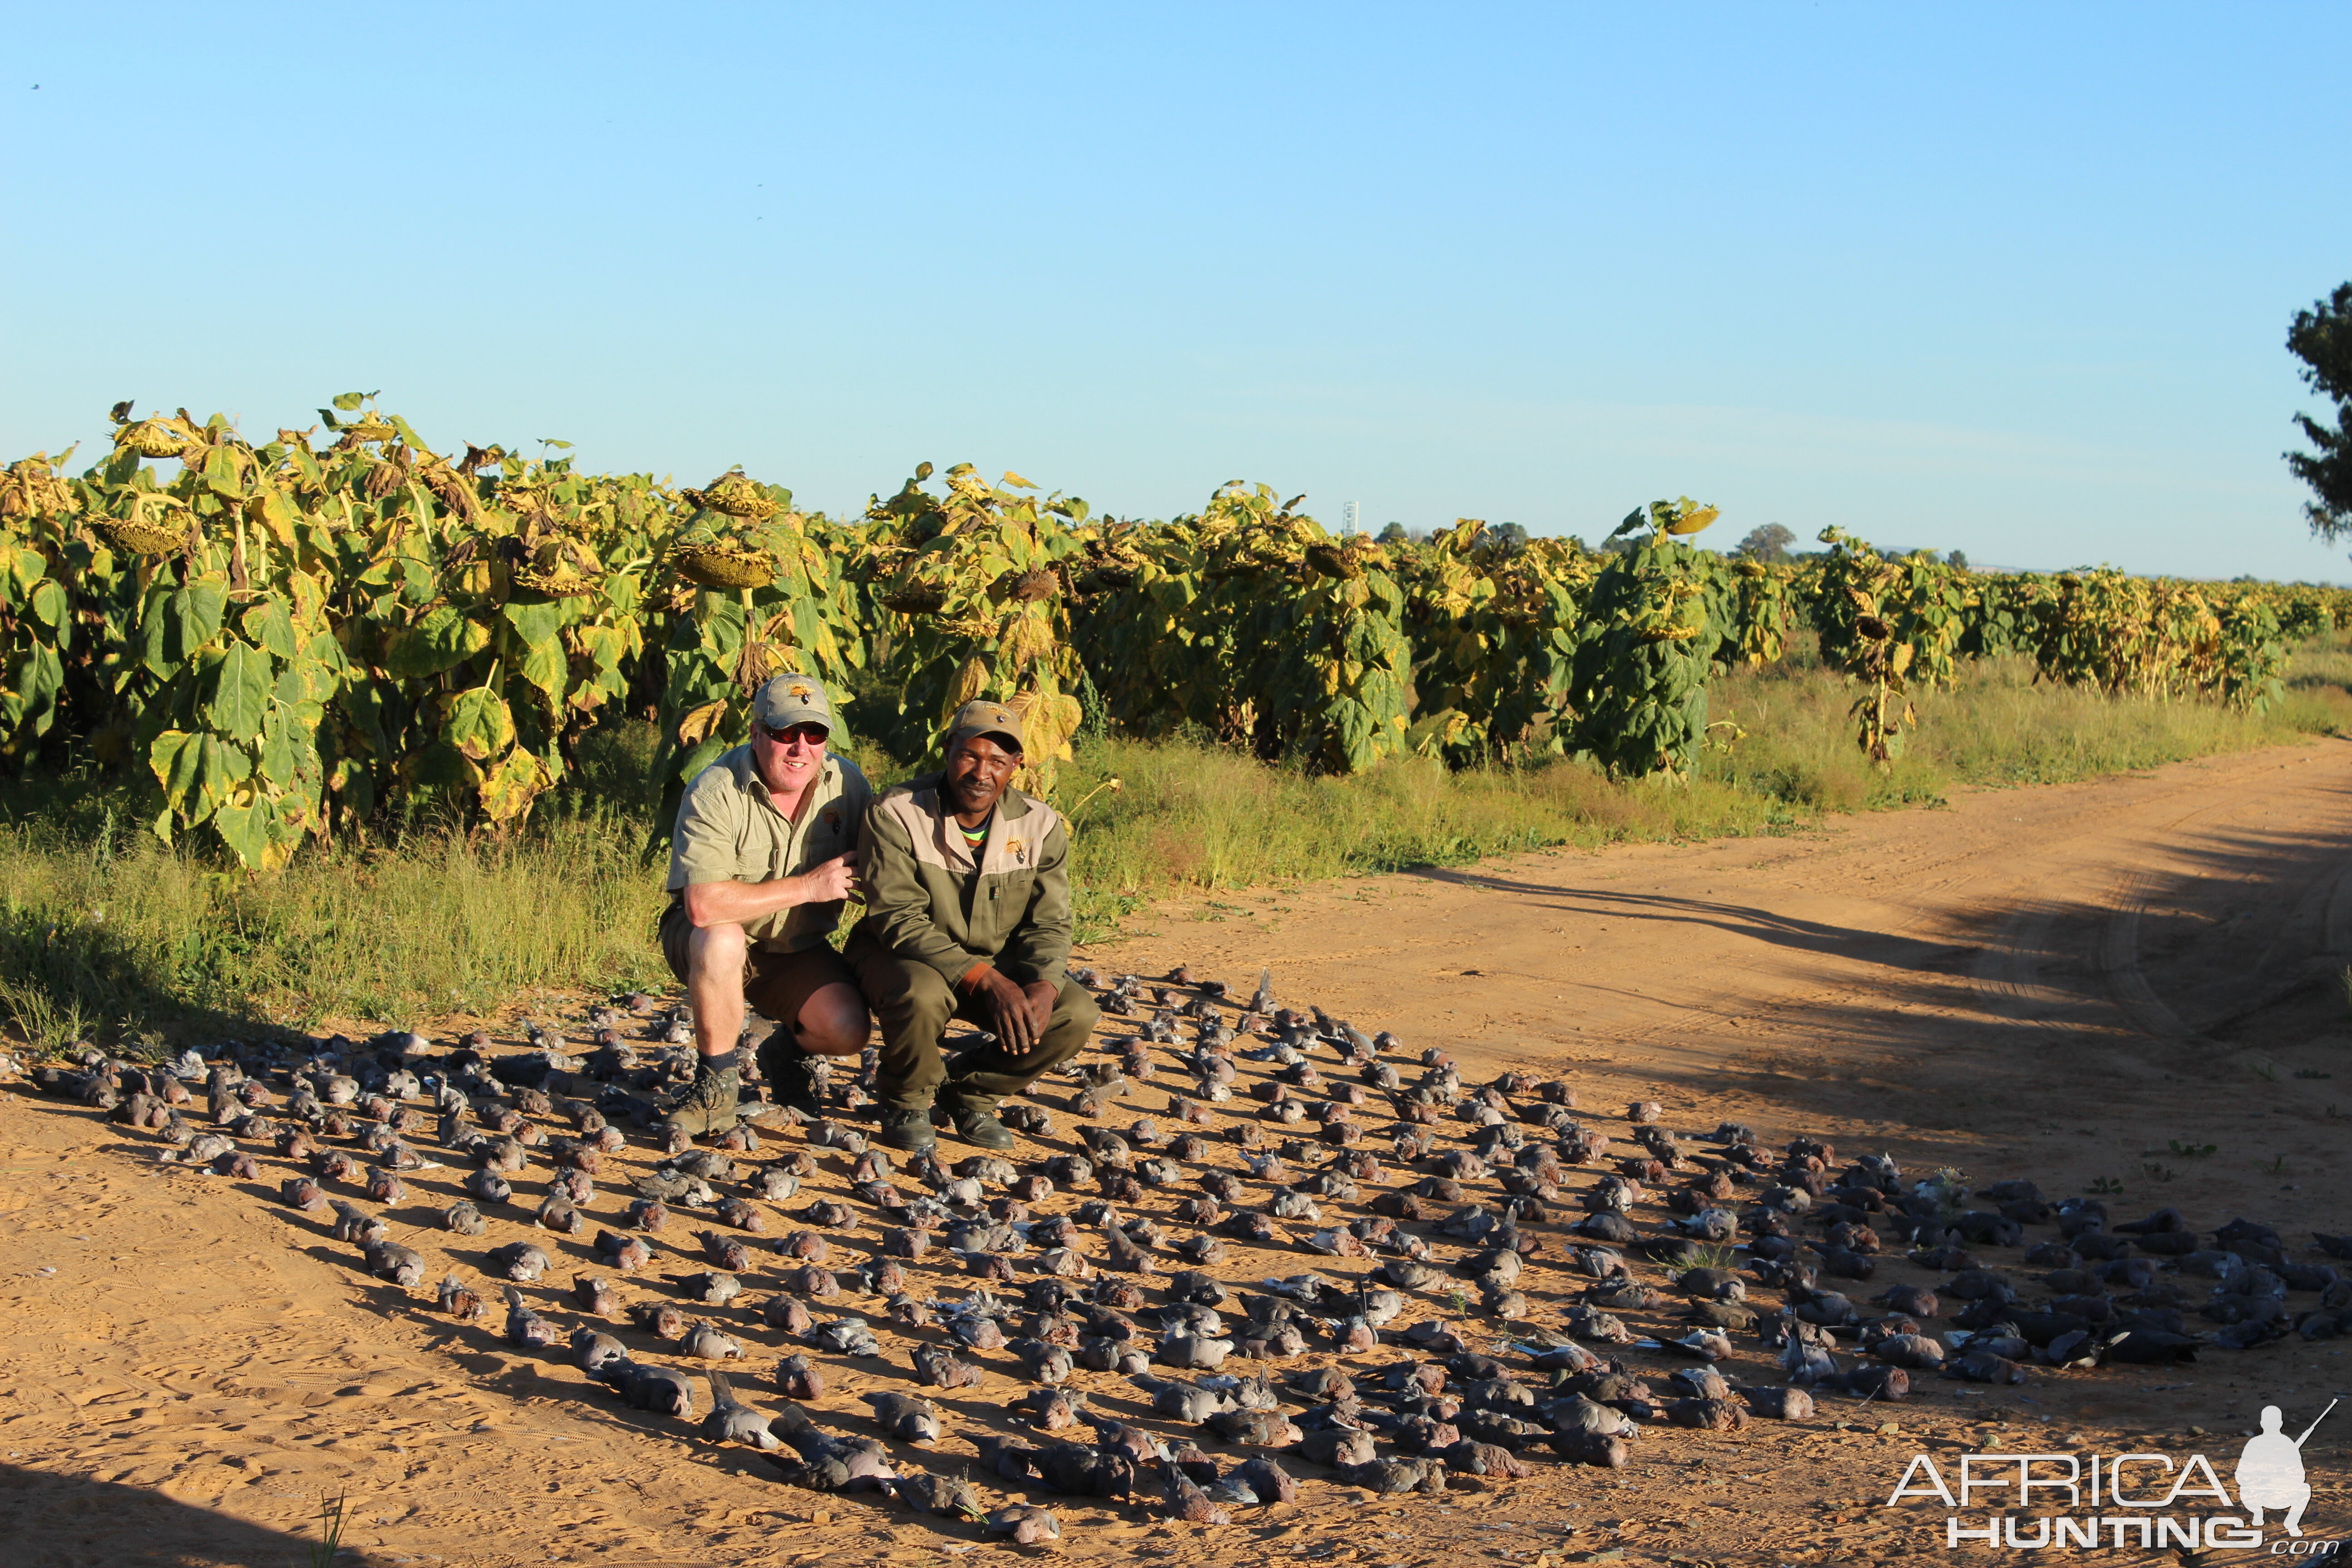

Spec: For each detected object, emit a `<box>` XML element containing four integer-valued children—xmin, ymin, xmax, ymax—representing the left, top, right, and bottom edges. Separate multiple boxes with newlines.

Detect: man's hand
<box><xmin>794</xmin><ymin>853</ymin><xmax>859</xmax><ymax>906</ymax></box>
<box><xmin>684</xmin><ymin>852</ymin><xmax>861</xmax><ymax>929</ymax></box>
<box><xmin>968</xmin><ymin>966</ymin><xmax>1056</xmax><ymax>1054</ymax></box>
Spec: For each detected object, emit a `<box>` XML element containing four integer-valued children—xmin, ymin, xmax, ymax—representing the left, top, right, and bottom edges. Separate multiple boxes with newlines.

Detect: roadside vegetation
<box><xmin>4</xmin><ymin>634</ymin><xmax>2344</xmax><ymax>1050</ymax></box>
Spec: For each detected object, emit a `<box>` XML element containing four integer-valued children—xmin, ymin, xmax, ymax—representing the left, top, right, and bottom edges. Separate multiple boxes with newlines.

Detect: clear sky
<box><xmin>5</xmin><ymin>4</ymin><xmax>2348</xmax><ymax>580</ymax></box>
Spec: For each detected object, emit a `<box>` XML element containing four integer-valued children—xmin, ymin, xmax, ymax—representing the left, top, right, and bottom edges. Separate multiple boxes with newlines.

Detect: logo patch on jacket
<box><xmin>1005</xmin><ymin>837</ymin><xmax>1026</xmax><ymax>864</ymax></box>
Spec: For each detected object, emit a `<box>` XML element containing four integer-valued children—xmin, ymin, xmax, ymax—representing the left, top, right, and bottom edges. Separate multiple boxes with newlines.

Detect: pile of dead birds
<box><xmin>20</xmin><ymin>961</ymin><xmax>2352</xmax><ymax>1536</ymax></box>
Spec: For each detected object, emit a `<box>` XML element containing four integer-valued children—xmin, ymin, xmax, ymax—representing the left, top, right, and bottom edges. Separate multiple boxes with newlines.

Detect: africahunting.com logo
<box><xmin>1885</xmin><ymin>1400</ymin><xmax>2332</xmax><ymax>1551</ymax></box>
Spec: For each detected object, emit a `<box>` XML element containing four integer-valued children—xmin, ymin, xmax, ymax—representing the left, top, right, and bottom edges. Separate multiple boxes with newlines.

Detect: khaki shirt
<box><xmin>666</xmin><ymin>745</ymin><xmax>872</xmax><ymax>951</ymax></box>
<box><xmin>854</xmin><ymin>772</ymin><xmax>1073</xmax><ymax>990</ymax></box>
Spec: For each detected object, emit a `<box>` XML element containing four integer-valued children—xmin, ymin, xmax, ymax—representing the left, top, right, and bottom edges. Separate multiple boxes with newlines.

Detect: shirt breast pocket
<box><xmin>990</xmin><ymin>870</ymin><xmax>1036</xmax><ymax>920</ymax></box>
<box><xmin>804</xmin><ymin>823</ymin><xmax>846</xmax><ymax>869</ymax></box>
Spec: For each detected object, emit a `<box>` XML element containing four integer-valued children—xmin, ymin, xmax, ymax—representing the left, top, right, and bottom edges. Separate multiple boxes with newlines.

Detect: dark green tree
<box><xmin>1947</xmin><ymin>549</ymin><xmax>1969</xmax><ymax>570</ymax></box>
<box><xmin>1377</xmin><ymin>521</ymin><xmax>1410</xmax><ymax>544</ymax></box>
<box><xmin>2288</xmin><ymin>282</ymin><xmax>2352</xmax><ymax>539</ymax></box>
<box><xmin>1735</xmin><ymin>522</ymin><xmax>1795</xmax><ymax>563</ymax></box>
<box><xmin>1490</xmin><ymin>522</ymin><xmax>1529</xmax><ymax>552</ymax></box>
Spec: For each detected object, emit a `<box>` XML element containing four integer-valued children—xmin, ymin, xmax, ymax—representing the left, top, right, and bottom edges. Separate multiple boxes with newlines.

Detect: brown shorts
<box><xmin>658</xmin><ymin>899</ymin><xmax>857</xmax><ymax>1029</ymax></box>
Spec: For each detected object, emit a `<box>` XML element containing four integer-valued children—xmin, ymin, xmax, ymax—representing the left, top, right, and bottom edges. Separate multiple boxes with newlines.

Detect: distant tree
<box><xmin>1735</xmin><ymin>523</ymin><xmax>1795</xmax><ymax>563</ymax></box>
<box><xmin>2288</xmin><ymin>282</ymin><xmax>2352</xmax><ymax>540</ymax></box>
<box><xmin>1377</xmin><ymin>521</ymin><xmax>1410</xmax><ymax>544</ymax></box>
<box><xmin>1947</xmin><ymin>549</ymin><xmax>1969</xmax><ymax>570</ymax></box>
<box><xmin>1490</xmin><ymin>522</ymin><xmax>1529</xmax><ymax>551</ymax></box>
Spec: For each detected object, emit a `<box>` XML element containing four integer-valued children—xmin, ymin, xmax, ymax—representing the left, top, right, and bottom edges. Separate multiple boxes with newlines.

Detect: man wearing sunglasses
<box><xmin>659</xmin><ymin>673</ymin><xmax>872</xmax><ymax>1139</ymax></box>
<box><xmin>847</xmin><ymin>698</ymin><xmax>1099</xmax><ymax>1152</ymax></box>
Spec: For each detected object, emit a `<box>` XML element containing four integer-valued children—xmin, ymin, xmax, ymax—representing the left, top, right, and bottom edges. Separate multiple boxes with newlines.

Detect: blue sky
<box><xmin>4</xmin><ymin>4</ymin><xmax>2348</xmax><ymax>580</ymax></box>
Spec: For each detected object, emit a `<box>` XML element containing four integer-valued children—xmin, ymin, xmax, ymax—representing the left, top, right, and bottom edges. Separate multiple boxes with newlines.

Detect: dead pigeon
<box><xmin>488</xmin><ymin>1241</ymin><xmax>550</xmax><ymax>1283</ymax></box>
<box><xmin>892</xmin><ymin>1470</ymin><xmax>986</xmax><ymax>1521</ymax></box>
<box><xmin>702</xmin><ymin>1371</ymin><xmax>782</xmax><ymax>1449</ymax></box>
<box><xmin>437</xmin><ymin>1271</ymin><xmax>484</xmax><ymax>1321</ymax></box>
<box><xmin>502</xmin><ymin>1286</ymin><xmax>560</xmax><ymax>1347</ymax></box>
<box><xmin>363</xmin><ymin>1240</ymin><xmax>426</xmax><ymax>1287</ymax></box>
<box><xmin>984</xmin><ymin>1505</ymin><xmax>1061</xmax><ymax>1544</ymax></box>
<box><xmin>679</xmin><ymin>1322</ymin><xmax>744</xmax><ymax>1360</ymax></box>
<box><xmin>1131</xmin><ymin>1374</ymin><xmax>1236</xmax><ymax>1424</ymax></box>
<box><xmin>775</xmin><ymin>1353</ymin><xmax>825</xmax><ymax>1401</ymax></box>
<box><xmin>1156</xmin><ymin>1457</ymin><xmax>1230</xmax><ymax>1524</ymax></box>
<box><xmin>863</xmin><ymin>1392</ymin><xmax>942</xmax><ymax>1444</ymax></box>
<box><xmin>630</xmin><ymin>1300</ymin><xmax>689</xmax><ymax>1340</ymax></box>
<box><xmin>572</xmin><ymin>1327</ymin><xmax>628</xmax><ymax>1375</ymax></box>
<box><xmin>597</xmin><ymin>1355</ymin><xmax>695</xmax><ymax>1420</ymax></box>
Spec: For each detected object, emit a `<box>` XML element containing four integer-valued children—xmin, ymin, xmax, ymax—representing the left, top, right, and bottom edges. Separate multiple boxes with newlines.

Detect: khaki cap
<box><xmin>753</xmin><ymin>674</ymin><xmax>834</xmax><ymax>733</ymax></box>
<box><xmin>945</xmin><ymin>698</ymin><xmax>1024</xmax><ymax>753</ymax></box>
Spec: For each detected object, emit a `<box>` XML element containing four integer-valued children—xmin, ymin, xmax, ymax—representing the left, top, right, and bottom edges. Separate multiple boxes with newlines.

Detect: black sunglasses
<box><xmin>757</xmin><ymin>722</ymin><xmax>829</xmax><ymax>745</ymax></box>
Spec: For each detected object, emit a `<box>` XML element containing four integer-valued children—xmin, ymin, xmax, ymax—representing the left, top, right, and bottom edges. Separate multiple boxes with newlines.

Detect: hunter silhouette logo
<box><xmin>1886</xmin><ymin>1399</ymin><xmax>2336</xmax><ymax>1550</ymax></box>
<box><xmin>2239</xmin><ymin>1400</ymin><xmax>2331</xmax><ymax>1536</ymax></box>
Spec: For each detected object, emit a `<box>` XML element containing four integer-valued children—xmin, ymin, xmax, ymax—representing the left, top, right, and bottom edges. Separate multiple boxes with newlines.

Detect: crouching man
<box><xmin>847</xmin><ymin>699</ymin><xmax>1099</xmax><ymax>1152</ymax></box>
<box><xmin>660</xmin><ymin>674</ymin><xmax>873</xmax><ymax>1138</ymax></box>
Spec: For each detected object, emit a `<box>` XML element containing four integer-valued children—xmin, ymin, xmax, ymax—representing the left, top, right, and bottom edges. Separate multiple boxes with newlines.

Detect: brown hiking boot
<box><xmin>659</xmin><ymin>1064</ymin><xmax>743</xmax><ymax>1140</ymax></box>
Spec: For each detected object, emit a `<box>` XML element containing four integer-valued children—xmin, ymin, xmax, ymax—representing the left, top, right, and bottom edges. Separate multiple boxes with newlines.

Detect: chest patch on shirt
<box><xmin>1004</xmin><ymin>836</ymin><xmax>1027</xmax><ymax>864</ymax></box>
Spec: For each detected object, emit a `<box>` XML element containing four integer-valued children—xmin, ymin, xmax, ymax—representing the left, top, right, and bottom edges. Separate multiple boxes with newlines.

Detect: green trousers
<box><xmin>844</xmin><ymin>928</ymin><xmax>1099</xmax><ymax>1111</ymax></box>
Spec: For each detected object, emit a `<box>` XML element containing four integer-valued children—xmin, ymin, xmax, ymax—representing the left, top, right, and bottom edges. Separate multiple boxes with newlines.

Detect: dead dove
<box><xmin>1011</xmin><ymin>1387</ymin><xmax>1088</xmax><ymax>1431</ymax></box>
<box><xmin>863</xmin><ymin>1391</ymin><xmax>943</xmax><ymax>1445</ymax></box>
<box><xmin>596</xmin><ymin>1355</ymin><xmax>695</xmax><ymax>1419</ymax></box>
<box><xmin>488</xmin><ymin>1241</ymin><xmax>550</xmax><ymax>1283</ymax></box>
<box><xmin>775</xmin><ymin>1353</ymin><xmax>825</xmax><ymax>1401</ymax></box>
<box><xmin>571</xmin><ymin>1327</ymin><xmax>628</xmax><ymax>1374</ymax></box>
<box><xmin>630</xmin><ymin>1300</ymin><xmax>689</xmax><ymax>1340</ymax></box>
<box><xmin>1156</xmin><ymin>1456</ymin><xmax>1230</xmax><ymax>1524</ymax></box>
<box><xmin>1233</xmin><ymin>1455</ymin><xmax>1298</xmax><ymax>1504</ymax></box>
<box><xmin>679</xmin><ymin>1322</ymin><xmax>744</xmax><ymax>1360</ymax></box>
<box><xmin>363</xmin><ymin>1240</ymin><xmax>426</xmax><ymax>1287</ymax></box>
<box><xmin>701</xmin><ymin>1371</ymin><xmax>782</xmax><ymax>1449</ymax></box>
<box><xmin>985</xmin><ymin>1505</ymin><xmax>1061</xmax><ymax>1543</ymax></box>
<box><xmin>1130</xmin><ymin>1374</ymin><xmax>1237</xmax><ymax>1423</ymax></box>
<box><xmin>437</xmin><ymin>1271</ymin><xmax>484</xmax><ymax>1321</ymax></box>
<box><xmin>593</xmin><ymin>1230</ymin><xmax>652</xmax><ymax>1272</ymax></box>
<box><xmin>502</xmin><ymin>1286</ymin><xmax>560</xmax><ymax>1347</ymax></box>
<box><xmin>892</xmin><ymin>1470</ymin><xmax>986</xmax><ymax>1520</ymax></box>
<box><xmin>1207</xmin><ymin>1408</ymin><xmax>1303</xmax><ymax>1447</ymax></box>
<box><xmin>666</xmin><ymin>1271</ymin><xmax>742</xmax><ymax>1306</ymax></box>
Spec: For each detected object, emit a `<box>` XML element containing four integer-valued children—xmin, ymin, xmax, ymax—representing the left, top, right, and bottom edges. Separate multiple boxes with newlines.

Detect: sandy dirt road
<box><xmin>4</xmin><ymin>738</ymin><xmax>2351</xmax><ymax>1568</ymax></box>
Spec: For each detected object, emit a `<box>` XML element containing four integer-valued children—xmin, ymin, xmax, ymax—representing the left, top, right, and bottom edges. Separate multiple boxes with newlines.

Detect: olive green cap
<box><xmin>944</xmin><ymin>698</ymin><xmax>1024</xmax><ymax>753</ymax></box>
<box><xmin>753</xmin><ymin>674</ymin><xmax>834</xmax><ymax>734</ymax></box>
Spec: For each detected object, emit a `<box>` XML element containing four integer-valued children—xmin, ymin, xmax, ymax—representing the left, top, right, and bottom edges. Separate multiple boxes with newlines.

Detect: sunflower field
<box><xmin>0</xmin><ymin>394</ymin><xmax>2337</xmax><ymax>867</ymax></box>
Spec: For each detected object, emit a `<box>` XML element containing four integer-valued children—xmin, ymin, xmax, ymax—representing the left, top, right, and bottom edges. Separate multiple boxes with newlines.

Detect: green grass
<box><xmin>3</xmin><ymin>634</ymin><xmax>2346</xmax><ymax>1049</ymax></box>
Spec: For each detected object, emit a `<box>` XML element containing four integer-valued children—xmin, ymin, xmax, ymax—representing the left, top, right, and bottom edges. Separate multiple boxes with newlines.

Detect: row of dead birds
<box><xmin>27</xmin><ymin>962</ymin><xmax>2351</xmax><ymax>1528</ymax></box>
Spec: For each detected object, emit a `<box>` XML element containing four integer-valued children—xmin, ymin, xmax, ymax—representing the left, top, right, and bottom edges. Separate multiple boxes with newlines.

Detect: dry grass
<box><xmin>1703</xmin><ymin>639</ymin><xmax>2352</xmax><ymax>810</ymax></box>
<box><xmin>4</xmin><ymin>634</ymin><xmax>2346</xmax><ymax>1047</ymax></box>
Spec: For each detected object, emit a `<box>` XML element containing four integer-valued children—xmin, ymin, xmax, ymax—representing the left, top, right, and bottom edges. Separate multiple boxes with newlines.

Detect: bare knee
<box><xmin>795</xmin><ymin>981</ymin><xmax>870</xmax><ymax>1056</ymax></box>
<box><xmin>687</xmin><ymin>923</ymin><xmax>748</xmax><ymax>982</ymax></box>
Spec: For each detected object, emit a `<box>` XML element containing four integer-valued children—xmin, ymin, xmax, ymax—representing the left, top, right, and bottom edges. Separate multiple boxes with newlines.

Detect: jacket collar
<box><xmin>912</xmin><ymin>772</ymin><xmax>1034</xmax><ymax>872</ymax></box>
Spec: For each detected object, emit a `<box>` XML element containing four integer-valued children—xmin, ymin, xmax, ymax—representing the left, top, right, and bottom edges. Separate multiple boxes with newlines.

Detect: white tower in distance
<box><xmin>1342</xmin><ymin>500</ymin><xmax>1360</xmax><ymax>536</ymax></box>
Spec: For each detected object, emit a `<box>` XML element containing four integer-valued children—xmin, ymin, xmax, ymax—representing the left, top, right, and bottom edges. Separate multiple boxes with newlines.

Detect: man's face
<box><xmin>945</xmin><ymin>733</ymin><xmax>1019</xmax><ymax>819</ymax></box>
<box><xmin>752</xmin><ymin>720</ymin><xmax>828</xmax><ymax>795</ymax></box>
